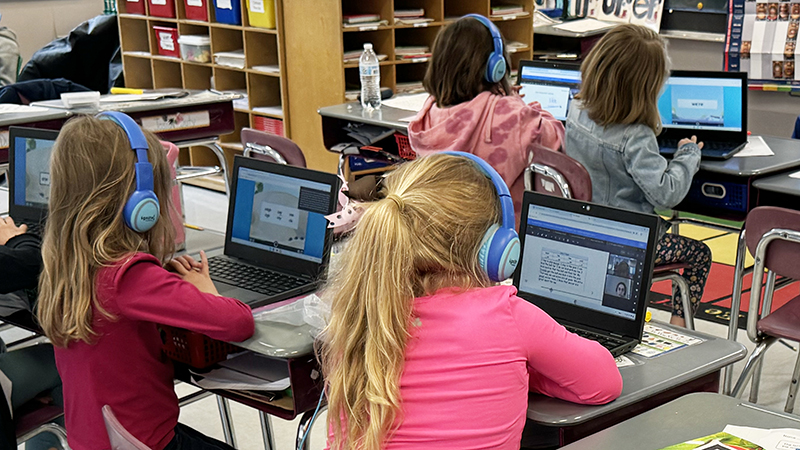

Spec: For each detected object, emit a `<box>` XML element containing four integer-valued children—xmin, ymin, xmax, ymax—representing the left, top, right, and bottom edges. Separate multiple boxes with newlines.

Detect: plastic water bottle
<box><xmin>359</xmin><ymin>43</ymin><xmax>381</xmax><ymax>110</ymax></box>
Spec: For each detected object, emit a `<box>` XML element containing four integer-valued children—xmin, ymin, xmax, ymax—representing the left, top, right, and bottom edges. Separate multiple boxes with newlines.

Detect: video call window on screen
<box><xmin>657</xmin><ymin>77</ymin><xmax>744</xmax><ymax>132</ymax></box>
<box><xmin>518</xmin><ymin>67</ymin><xmax>582</xmax><ymax>121</ymax></box>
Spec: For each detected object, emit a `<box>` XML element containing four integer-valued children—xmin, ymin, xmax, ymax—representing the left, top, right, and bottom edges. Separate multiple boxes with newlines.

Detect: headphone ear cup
<box><xmin>479</xmin><ymin>224</ymin><xmax>520</xmax><ymax>282</ymax></box>
<box><xmin>486</xmin><ymin>54</ymin><xmax>507</xmax><ymax>84</ymax></box>
<box><xmin>123</xmin><ymin>190</ymin><xmax>160</xmax><ymax>233</ymax></box>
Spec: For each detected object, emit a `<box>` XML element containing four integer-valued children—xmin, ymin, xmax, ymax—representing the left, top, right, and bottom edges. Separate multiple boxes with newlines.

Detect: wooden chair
<box><xmin>730</xmin><ymin>206</ymin><xmax>800</xmax><ymax>412</ymax></box>
<box><xmin>524</xmin><ymin>149</ymin><xmax>695</xmax><ymax>329</ymax></box>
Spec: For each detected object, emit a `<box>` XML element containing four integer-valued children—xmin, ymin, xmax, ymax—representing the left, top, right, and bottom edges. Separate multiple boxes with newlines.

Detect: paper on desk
<box><xmin>631</xmin><ymin>323</ymin><xmax>704</xmax><ymax>358</ymax></box>
<box><xmin>99</xmin><ymin>90</ymin><xmax>187</xmax><ymax>103</ymax></box>
<box><xmin>734</xmin><ymin>136</ymin><xmax>775</xmax><ymax>157</ymax></box>
<box><xmin>789</xmin><ymin>170</ymin><xmax>800</xmax><ymax>179</ymax></box>
<box><xmin>0</xmin><ymin>104</ymin><xmax>52</xmax><ymax>114</ymax></box>
<box><xmin>191</xmin><ymin>352</ymin><xmax>290</xmax><ymax>391</ymax></box>
<box><xmin>381</xmin><ymin>93</ymin><xmax>430</xmax><ymax>112</ymax></box>
<box><xmin>553</xmin><ymin>18</ymin><xmax>616</xmax><ymax>33</ymax></box>
<box><xmin>724</xmin><ymin>425</ymin><xmax>800</xmax><ymax>450</ymax></box>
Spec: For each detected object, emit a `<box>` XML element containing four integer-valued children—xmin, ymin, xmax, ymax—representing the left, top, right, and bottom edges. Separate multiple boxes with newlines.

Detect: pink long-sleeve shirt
<box><xmin>327</xmin><ymin>285</ymin><xmax>622</xmax><ymax>449</ymax></box>
<box><xmin>408</xmin><ymin>92</ymin><xmax>565</xmax><ymax>226</ymax></box>
<box><xmin>54</xmin><ymin>253</ymin><xmax>255</xmax><ymax>450</ymax></box>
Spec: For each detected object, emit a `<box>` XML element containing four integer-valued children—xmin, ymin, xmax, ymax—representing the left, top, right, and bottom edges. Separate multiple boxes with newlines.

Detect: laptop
<box><xmin>208</xmin><ymin>156</ymin><xmax>341</xmax><ymax>309</ymax></box>
<box><xmin>512</xmin><ymin>192</ymin><xmax>660</xmax><ymax>357</ymax></box>
<box><xmin>657</xmin><ymin>70</ymin><xmax>748</xmax><ymax>160</ymax></box>
<box><xmin>7</xmin><ymin>127</ymin><xmax>59</xmax><ymax>235</ymax></box>
<box><xmin>515</xmin><ymin>60</ymin><xmax>582</xmax><ymax>122</ymax></box>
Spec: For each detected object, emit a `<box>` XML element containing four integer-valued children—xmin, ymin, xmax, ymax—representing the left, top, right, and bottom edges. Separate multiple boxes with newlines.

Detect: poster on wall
<box><xmin>591</xmin><ymin>0</ymin><xmax>665</xmax><ymax>31</ymax></box>
<box><xmin>726</xmin><ymin>0</ymin><xmax>800</xmax><ymax>83</ymax></box>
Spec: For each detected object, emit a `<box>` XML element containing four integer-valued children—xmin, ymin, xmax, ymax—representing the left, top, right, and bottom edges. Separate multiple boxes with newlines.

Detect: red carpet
<box><xmin>649</xmin><ymin>262</ymin><xmax>799</xmax><ymax>327</ymax></box>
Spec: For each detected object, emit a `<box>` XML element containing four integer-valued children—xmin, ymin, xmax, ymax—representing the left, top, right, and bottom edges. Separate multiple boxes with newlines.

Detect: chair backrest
<box><xmin>240</xmin><ymin>128</ymin><xmax>306</xmax><ymax>168</ymax></box>
<box><xmin>745</xmin><ymin>206</ymin><xmax>800</xmax><ymax>279</ymax></box>
<box><xmin>102</xmin><ymin>405</ymin><xmax>151</xmax><ymax>450</ymax></box>
<box><xmin>524</xmin><ymin>148</ymin><xmax>592</xmax><ymax>201</ymax></box>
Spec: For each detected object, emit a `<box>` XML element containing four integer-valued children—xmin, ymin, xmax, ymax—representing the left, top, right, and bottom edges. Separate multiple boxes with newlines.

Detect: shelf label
<box><xmin>187</xmin><ymin>0</ymin><xmax>202</xmax><ymax>6</ymax></box>
<box><xmin>0</xmin><ymin>130</ymin><xmax>8</xmax><ymax>150</ymax></box>
<box><xmin>359</xmin><ymin>26</ymin><xmax>378</xmax><ymax>31</ymax></box>
<box><xmin>503</xmin><ymin>14</ymin><xmax>517</xmax><ymax>20</ymax></box>
<box><xmin>410</xmin><ymin>58</ymin><xmax>428</xmax><ymax>63</ymax></box>
<box><xmin>217</xmin><ymin>0</ymin><xmax>232</xmax><ymax>10</ymax></box>
<box><xmin>413</xmin><ymin>22</ymin><xmax>428</xmax><ymax>27</ymax></box>
<box><xmin>250</xmin><ymin>0</ymin><xmax>265</xmax><ymax>13</ymax></box>
<box><xmin>158</xmin><ymin>32</ymin><xmax>175</xmax><ymax>51</ymax></box>
<box><xmin>140</xmin><ymin>110</ymin><xmax>211</xmax><ymax>133</ymax></box>
<box><xmin>151</xmin><ymin>0</ymin><xmax>166</xmax><ymax>4</ymax></box>
<box><xmin>127</xmin><ymin>0</ymin><xmax>141</xmax><ymax>3</ymax></box>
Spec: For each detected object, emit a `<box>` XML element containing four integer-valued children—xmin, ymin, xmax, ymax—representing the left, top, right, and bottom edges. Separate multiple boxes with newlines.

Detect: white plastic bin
<box><xmin>177</xmin><ymin>35</ymin><xmax>211</xmax><ymax>62</ymax></box>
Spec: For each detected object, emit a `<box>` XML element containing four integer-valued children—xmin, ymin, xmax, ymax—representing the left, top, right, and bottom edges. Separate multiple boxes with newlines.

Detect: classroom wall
<box><xmin>0</xmin><ymin>0</ymin><xmax>105</xmax><ymax>64</ymax></box>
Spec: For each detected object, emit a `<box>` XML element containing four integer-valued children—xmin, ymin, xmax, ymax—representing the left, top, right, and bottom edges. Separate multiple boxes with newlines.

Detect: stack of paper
<box><xmin>395</xmin><ymin>45</ymin><xmax>431</xmax><ymax>60</ymax></box>
<box><xmin>396</xmin><ymin>81</ymin><xmax>425</xmax><ymax>95</ymax></box>
<box><xmin>214</xmin><ymin>50</ymin><xmax>245</xmax><ymax>69</ymax></box>
<box><xmin>343</xmin><ymin>13</ymin><xmax>380</xmax><ymax>24</ymax></box>
<box><xmin>344</xmin><ymin>49</ymin><xmax>388</xmax><ymax>64</ymax></box>
<box><xmin>394</xmin><ymin>8</ymin><xmax>433</xmax><ymax>25</ymax></box>
<box><xmin>490</xmin><ymin>4</ymin><xmax>526</xmax><ymax>17</ymax></box>
<box><xmin>191</xmin><ymin>352</ymin><xmax>290</xmax><ymax>392</ymax></box>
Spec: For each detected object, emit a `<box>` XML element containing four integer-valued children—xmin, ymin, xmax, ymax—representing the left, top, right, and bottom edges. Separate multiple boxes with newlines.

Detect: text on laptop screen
<box><xmin>230</xmin><ymin>166</ymin><xmax>332</xmax><ymax>264</ymax></box>
<box><xmin>657</xmin><ymin>77</ymin><xmax>743</xmax><ymax>132</ymax></box>
<box><xmin>518</xmin><ymin>204</ymin><xmax>651</xmax><ymax>321</ymax></box>
<box><xmin>518</xmin><ymin>66</ymin><xmax>581</xmax><ymax>121</ymax></box>
<box><xmin>13</xmin><ymin>136</ymin><xmax>56</xmax><ymax>208</ymax></box>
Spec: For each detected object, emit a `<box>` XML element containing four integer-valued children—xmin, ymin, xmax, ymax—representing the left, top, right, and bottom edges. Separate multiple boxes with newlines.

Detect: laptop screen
<box><xmin>517</xmin><ymin>203</ymin><xmax>651</xmax><ymax>321</ymax></box>
<box><xmin>517</xmin><ymin>64</ymin><xmax>581</xmax><ymax>121</ymax></box>
<box><xmin>229</xmin><ymin>165</ymin><xmax>332</xmax><ymax>264</ymax></box>
<box><xmin>657</xmin><ymin>75</ymin><xmax>744</xmax><ymax>132</ymax></box>
<box><xmin>11</xmin><ymin>130</ymin><xmax>58</xmax><ymax>210</ymax></box>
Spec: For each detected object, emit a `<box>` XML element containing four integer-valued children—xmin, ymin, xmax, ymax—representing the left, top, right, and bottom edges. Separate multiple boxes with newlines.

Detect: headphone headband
<box><xmin>463</xmin><ymin>14</ymin><xmax>506</xmax><ymax>83</ymax></box>
<box><xmin>440</xmin><ymin>151</ymin><xmax>515</xmax><ymax>229</ymax></box>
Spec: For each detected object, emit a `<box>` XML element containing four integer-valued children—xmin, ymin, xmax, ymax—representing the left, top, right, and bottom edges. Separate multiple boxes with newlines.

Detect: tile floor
<box><xmin>2</xmin><ymin>184</ymin><xmax>798</xmax><ymax>449</ymax></box>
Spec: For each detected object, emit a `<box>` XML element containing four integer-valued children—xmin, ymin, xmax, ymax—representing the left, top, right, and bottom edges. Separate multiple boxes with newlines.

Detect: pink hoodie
<box><xmin>408</xmin><ymin>92</ymin><xmax>565</xmax><ymax>226</ymax></box>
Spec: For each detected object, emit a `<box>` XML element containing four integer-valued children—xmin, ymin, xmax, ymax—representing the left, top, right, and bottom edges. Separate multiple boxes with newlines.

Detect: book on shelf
<box><xmin>343</xmin><ymin>13</ymin><xmax>381</xmax><ymax>24</ymax></box>
<box><xmin>342</xmin><ymin>20</ymin><xmax>389</xmax><ymax>29</ymax></box>
<box><xmin>395</xmin><ymin>45</ymin><xmax>430</xmax><ymax>55</ymax></box>
<box><xmin>344</xmin><ymin>50</ymin><xmax>388</xmax><ymax>64</ymax></box>
<box><xmin>394</xmin><ymin>8</ymin><xmax>425</xmax><ymax>18</ymax></box>
<box><xmin>214</xmin><ymin>50</ymin><xmax>245</xmax><ymax>69</ymax></box>
<box><xmin>396</xmin><ymin>53</ymin><xmax>432</xmax><ymax>60</ymax></box>
<box><xmin>396</xmin><ymin>81</ymin><xmax>425</xmax><ymax>94</ymax></box>
<box><xmin>491</xmin><ymin>4</ymin><xmax>525</xmax><ymax>16</ymax></box>
<box><xmin>394</xmin><ymin>17</ymin><xmax>435</xmax><ymax>25</ymax></box>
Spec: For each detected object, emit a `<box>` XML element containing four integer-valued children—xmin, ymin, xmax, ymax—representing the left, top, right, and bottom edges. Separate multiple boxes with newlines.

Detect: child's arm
<box><xmin>0</xmin><ymin>218</ymin><xmax>41</xmax><ymax>294</ymax></box>
<box><xmin>519</xmin><ymin>100</ymin><xmax>565</xmax><ymax>154</ymax></box>
<box><xmin>508</xmin><ymin>295</ymin><xmax>622</xmax><ymax>405</ymax></box>
<box><xmin>111</xmin><ymin>253</ymin><xmax>255</xmax><ymax>342</ymax></box>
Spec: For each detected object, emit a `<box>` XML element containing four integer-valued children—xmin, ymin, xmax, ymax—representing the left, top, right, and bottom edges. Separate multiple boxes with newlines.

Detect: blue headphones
<box><xmin>96</xmin><ymin>111</ymin><xmax>160</xmax><ymax>233</ymax></box>
<box><xmin>441</xmin><ymin>151</ymin><xmax>520</xmax><ymax>282</ymax></box>
<box><xmin>464</xmin><ymin>14</ymin><xmax>507</xmax><ymax>84</ymax></box>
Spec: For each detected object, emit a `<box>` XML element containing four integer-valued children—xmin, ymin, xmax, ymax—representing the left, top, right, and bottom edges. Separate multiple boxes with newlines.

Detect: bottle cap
<box><xmin>364</xmin><ymin>43</ymin><xmax>373</xmax><ymax>50</ymax></box>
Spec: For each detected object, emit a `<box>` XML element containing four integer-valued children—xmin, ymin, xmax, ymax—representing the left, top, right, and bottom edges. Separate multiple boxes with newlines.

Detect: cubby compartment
<box><xmin>247</xmin><ymin>73</ymin><xmax>283</xmax><ymax>116</ymax></box>
<box><xmin>210</xmin><ymin>0</ymin><xmax>243</xmax><ymax>26</ymax></box>
<box><xmin>153</xmin><ymin>59</ymin><xmax>183</xmax><ymax>88</ymax></box>
<box><xmin>394</xmin><ymin>26</ymin><xmax>438</xmax><ymax>62</ymax></box>
<box><xmin>210</xmin><ymin>26</ymin><xmax>244</xmax><ymax>54</ymax></box>
<box><xmin>120</xmin><ymin>17</ymin><xmax>151</xmax><ymax>54</ymax></box>
<box><xmin>489</xmin><ymin>0</ymin><xmax>533</xmax><ymax>18</ymax></box>
<box><xmin>182</xmin><ymin>63</ymin><xmax>213</xmax><ymax>89</ymax></box>
<box><xmin>445</xmin><ymin>0</ymin><xmax>489</xmax><ymax>19</ymax></box>
<box><xmin>341</xmin><ymin>0</ymin><xmax>392</xmax><ymax>28</ymax></box>
<box><xmin>244</xmin><ymin>30</ymin><xmax>279</xmax><ymax>74</ymax></box>
<box><xmin>122</xmin><ymin>55</ymin><xmax>155</xmax><ymax>89</ymax></box>
<box><xmin>219</xmin><ymin>110</ymin><xmax>250</xmax><ymax>145</ymax></box>
<box><xmin>393</xmin><ymin>0</ymin><xmax>444</xmax><ymax>25</ymax></box>
<box><xmin>214</xmin><ymin>67</ymin><xmax>247</xmax><ymax>91</ymax></box>
<box><xmin>178</xmin><ymin>0</ymin><xmax>210</xmax><ymax>22</ymax></box>
<box><xmin>179</xmin><ymin>22</ymin><xmax>211</xmax><ymax>36</ymax></box>
<box><xmin>243</xmin><ymin>0</ymin><xmax>277</xmax><ymax>29</ymax></box>
<box><xmin>344</xmin><ymin>64</ymin><xmax>395</xmax><ymax>93</ymax></box>
<box><xmin>395</xmin><ymin>62</ymin><xmax>427</xmax><ymax>94</ymax></box>
<box><xmin>118</xmin><ymin>0</ymin><xmax>148</xmax><ymax>15</ymax></box>
<box><xmin>342</xmin><ymin>29</ymin><xmax>393</xmax><ymax>67</ymax></box>
<box><xmin>495</xmin><ymin>17</ymin><xmax>533</xmax><ymax>58</ymax></box>
<box><xmin>149</xmin><ymin>0</ymin><xmax>177</xmax><ymax>18</ymax></box>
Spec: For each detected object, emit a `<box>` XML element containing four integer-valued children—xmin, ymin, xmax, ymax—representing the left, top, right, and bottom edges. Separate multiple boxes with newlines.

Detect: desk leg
<box><xmin>724</xmin><ymin>228</ymin><xmax>748</xmax><ymax>395</ymax></box>
<box><xmin>259</xmin><ymin>411</ymin><xmax>275</xmax><ymax>450</ymax></box>
<box><xmin>216</xmin><ymin>395</ymin><xmax>237</xmax><ymax>447</ymax></box>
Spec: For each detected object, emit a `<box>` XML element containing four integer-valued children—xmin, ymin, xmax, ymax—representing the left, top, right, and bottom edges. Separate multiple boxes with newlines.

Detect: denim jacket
<box><xmin>564</xmin><ymin>101</ymin><xmax>701</xmax><ymax>215</ymax></box>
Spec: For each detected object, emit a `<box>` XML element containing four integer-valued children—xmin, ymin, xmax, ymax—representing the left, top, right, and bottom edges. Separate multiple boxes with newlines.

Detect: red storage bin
<box><xmin>160</xmin><ymin>325</ymin><xmax>237</xmax><ymax>369</ymax></box>
<box><xmin>153</xmin><ymin>26</ymin><xmax>180</xmax><ymax>58</ymax></box>
<box><xmin>184</xmin><ymin>0</ymin><xmax>208</xmax><ymax>21</ymax></box>
<box><xmin>394</xmin><ymin>133</ymin><xmax>416</xmax><ymax>160</ymax></box>
<box><xmin>253</xmin><ymin>116</ymin><xmax>284</xmax><ymax>136</ymax></box>
<box><xmin>148</xmin><ymin>0</ymin><xmax>176</xmax><ymax>18</ymax></box>
<box><xmin>125</xmin><ymin>0</ymin><xmax>146</xmax><ymax>14</ymax></box>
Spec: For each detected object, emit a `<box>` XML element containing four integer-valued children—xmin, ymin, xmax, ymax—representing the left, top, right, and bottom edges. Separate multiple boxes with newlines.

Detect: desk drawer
<box><xmin>677</xmin><ymin>173</ymin><xmax>753</xmax><ymax>220</ymax></box>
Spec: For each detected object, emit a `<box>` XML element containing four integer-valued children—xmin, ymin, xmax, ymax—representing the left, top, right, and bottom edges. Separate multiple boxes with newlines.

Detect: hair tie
<box><xmin>386</xmin><ymin>193</ymin><xmax>405</xmax><ymax>212</ymax></box>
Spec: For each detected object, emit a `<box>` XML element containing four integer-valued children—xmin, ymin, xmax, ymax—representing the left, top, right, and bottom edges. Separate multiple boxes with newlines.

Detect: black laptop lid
<box><xmin>516</xmin><ymin>60</ymin><xmax>582</xmax><ymax>122</ymax></box>
<box><xmin>657</xmin><ymin>70</ymin><xmax>748</xmax><ymax>144</ymax></box>
<box><xmin>513</xmin><ymin>192</ymin><xmax>660</xmax><ymax>340</ymax></box>
<box><xmin>8</xmin><ymin>127</ymin><xmax>59</xmax><ymax>223</ymax></box>
<box><xmin>224</xmin><ymin>156</ymin><xmax>341</xmax><ymax>279</ymax></box>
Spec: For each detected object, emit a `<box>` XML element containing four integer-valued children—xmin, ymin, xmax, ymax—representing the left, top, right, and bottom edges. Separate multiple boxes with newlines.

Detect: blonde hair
<box><xmin>577</xmin><ymin>24</ymin><xmax>669</xmax><ymax>132</ymax></box>
<box><xmin>38</xmin><ymin>115</ymin><xmax>176</xmax><ymax>347</ymax></box>
<box><xmin>320</xmin><ymin>154</ymin><xmax>501</xmax><ymax>450</ymax></box>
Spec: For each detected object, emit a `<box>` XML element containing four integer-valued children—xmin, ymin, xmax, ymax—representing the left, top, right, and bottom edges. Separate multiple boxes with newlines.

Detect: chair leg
<box><xmin>786</xmin><ymin>350</ymin><xmax>800</xmax><ymax>413</ymax></box>
<box><xmin>750</xmin><ymin>358</ymin><xmax>765</xmax><ymax>403</ymax></box>
<box><xmin>724</xmin><ymin>228</ymin><xmax>748</xmax><ymax>395</ymax></box>
<box><xmin>731</xmin><ymin>338</ymin><xmax>776</xmax><ymax>398</ymax></box>
<box><xmin>216</xmin><ymin>395</ymin><xmax>236</xmax><ymax>447</ymax></box>
<box><xmin>16</xmin><ymin>423</ymin><xmax>69</xmax><ymax>450</ymax></box>
<box><xmin>673</xmin><ymin>274</ymin><xmax>694</xmax><ymax>331</ymax></box>
<box><xmin>259</xmin><ymin>411</ymin><xmax>275</xmax><ymax>450</ymax></box>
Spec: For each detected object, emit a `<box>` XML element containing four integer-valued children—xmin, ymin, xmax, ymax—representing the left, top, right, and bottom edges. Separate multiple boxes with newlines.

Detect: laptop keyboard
<box><xmin>564</xmin><ymin>324</ymin><xmax>628</xmax><ymax>353</ymax></box>
<box><xmin>20</xmin><ymin>221</ymin><xmax>43</xmax><ymax>236</ymax></box>
<box><xmin>660</xmin><ymin>139</ymin><xmax>737</xmax><ymax>151</ymax></box>
<box><xmin>208</xmin><ymin>257</ymin><xmax>309</xmax><ymax>296</ymax></box>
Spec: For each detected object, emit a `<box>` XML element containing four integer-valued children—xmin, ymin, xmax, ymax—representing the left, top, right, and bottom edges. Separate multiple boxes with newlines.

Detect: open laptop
<box><xmin>7</xmin><ymin>127</ymin><xmax>59</xmax><ymax>235</ymax></box>
<box><xmin>657</xmin><ymin>70</ymin><xmax>748</xmax><ymax>160</ymax></box>
<box><xmin>515</xmin><ymin>60</ymin><xmax>582</xmax><ymax>122</ymax></box>
<box><xmin>208</xmin><ymin>156</ymin><xmax>341</xmax><ymax>309</ymax></box>
<box><xmin>513</xmin><ymin>192</ymin><xmax>660</xmax><ymax>357</ymax></box>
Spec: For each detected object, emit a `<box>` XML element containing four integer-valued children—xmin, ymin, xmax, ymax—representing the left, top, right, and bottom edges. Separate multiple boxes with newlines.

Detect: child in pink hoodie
<box><xmin>408</xmin><ymin>14</ymin><xmax>565</xmax><ymax>225</ymax></box>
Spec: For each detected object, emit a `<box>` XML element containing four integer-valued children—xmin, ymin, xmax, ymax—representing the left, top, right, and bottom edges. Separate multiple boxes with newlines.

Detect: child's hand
<box><xmin>678</xmin><ymin>135</ymin><xmax>704</xmax><ymax>150</ymax></box>
<box><xmin>0</xmin><ymin>216</ymin><xmax>28</xmax><ymax>246</ymax></box>
<box><xmin>511</xmin><ymin>85</ymin><xmax>526</xmax><ymax>99</ymax></box>
<box><xmin>169</xmin><ymin>251</ymin><xmax>220</xmax><ymax>295</ymax></box>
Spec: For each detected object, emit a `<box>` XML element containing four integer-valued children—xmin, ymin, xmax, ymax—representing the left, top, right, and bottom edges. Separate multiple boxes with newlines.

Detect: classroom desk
<box><xmin>560</xmin><ymin>392</ymin><xmax>800</xmax><ymax>450</ymax></box>
<box><xmin>0</xmin><ymin>109</ymin><xmax>71</xmax><ymax>165</ymax></box>
<box><xmin>527</xmin><ymin>322</ymin><xmax>746</xmax><ymax>447</ymax></box>
<box><xmin>753</xmin><ymin>169</ymin><xmax>800</xmax><ymax>209</ymax></box>
<box><xmin>318</xmin><ymin>102</ymin><xmax>412</xmax><ymax>153</ymax></box>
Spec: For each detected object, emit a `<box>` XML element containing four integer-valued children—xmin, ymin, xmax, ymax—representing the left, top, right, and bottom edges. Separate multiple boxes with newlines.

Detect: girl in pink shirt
<box><xmin>36</xmin><ymin>114</ymin><xmax>255</xmax><ymax>450</ymax></box>
<box><xmin>319</xmin><ymin>153</ymin><xmax>622</xmax><ymax>450</ymax></box>
<box><xmin>408</xmin><ymin>15</ymin><xmax>565</xmax><ymax>225</ymax></box>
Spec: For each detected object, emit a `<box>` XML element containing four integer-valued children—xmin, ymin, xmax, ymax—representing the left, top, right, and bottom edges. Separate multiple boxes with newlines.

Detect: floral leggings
<box><xmin>654</xmin><ymin>234</ymin><xmax>712</xmax><ymax>318</ymax></box>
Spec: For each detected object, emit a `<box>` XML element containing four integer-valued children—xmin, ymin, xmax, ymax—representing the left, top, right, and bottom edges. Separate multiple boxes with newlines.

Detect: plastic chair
<box><xmin>12</xmin><ymin>395</ymin><xmax>68</xmax><ymax>449</ymax></box>
<box><xmin>524</xmin><ymin>149</ymin><xmax>695</xmax><ymax>329</ymax></box>
<box><xmin>730</xmin><ymin>206</ymin><xmax>800</xmax><ymax>412</ymax></box>
<box><xmin>102</xmin><ymin>405</ymin><xmax>151</xmax><ymax>450</ymax></box>
<box><xmin>241</xmin><ymin>128</ymin><xmax>307</xmax><ymax>168</ymax></box>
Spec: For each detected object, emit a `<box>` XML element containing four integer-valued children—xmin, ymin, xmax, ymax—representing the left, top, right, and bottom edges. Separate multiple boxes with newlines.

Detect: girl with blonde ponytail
<box><xmin>320</xmin><ymin>153</ymin><xmax>623</xmax><ymax>450</ymax></box>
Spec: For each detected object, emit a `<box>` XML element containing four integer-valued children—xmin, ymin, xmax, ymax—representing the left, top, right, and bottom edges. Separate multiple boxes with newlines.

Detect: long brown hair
<box><xmin>576</xmin><ymin>24</ymin><xmax>669</xmax><ymax>132</ymax></box>
<box><xmin>423</xmin><ymin>16</ymin><xmax>512</xmax><ymax>107</ymax></box>
<box><xmin>38</xmin><ymin>115</ymin><xmax>176</xmax><ymax>347</ymax></box>
<box><xmin>320</xmin><ymin>154</ymin><xmax>501</xmax><ymax>450</ymax></box>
